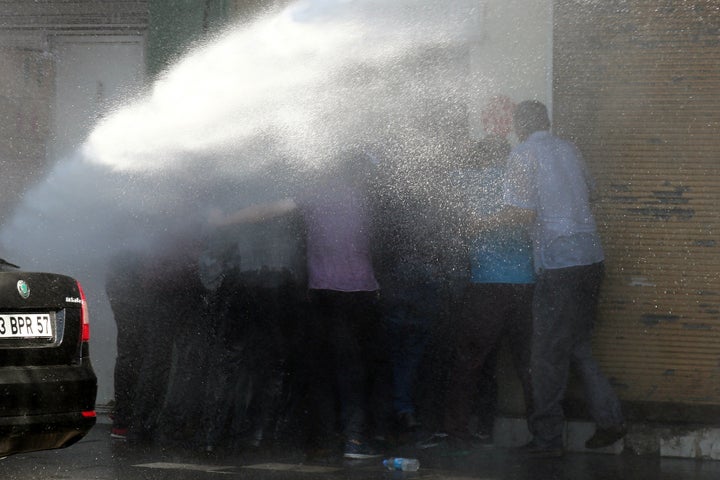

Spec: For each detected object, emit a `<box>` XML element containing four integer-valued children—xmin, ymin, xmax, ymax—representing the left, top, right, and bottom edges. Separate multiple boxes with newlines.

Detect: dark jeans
<box><xmin>530</xmin><ymin>262</ymin><xmax>624</xmax><ymax>447</ymax></box>
<box><xmin>383</xmin><ymin>278</ymin><xmax>441</xmax><ymax>416</ymax></box>
<box><xmin>111</xmin><ymin>300</ymin><xmax>144</xmax><ymax>429</ymax></box>
<box><xmin>475</xmin><ymin>343</ymin><xmax>499</xmax><ymax>435</ymax></box>
<box><xmin>159</xmin><ymin>297</ymin><xmax>213</xmax><ymax>446</ymax></box>
<box><xmin>443</xmin><ymin>283</ymin><xmax>534</xmax><ymax>439</ymax></box>
<box><xmin>202</xmin><ymin>270</ymin><xmax>298</xmax><ymax>448</ymax></box>
<box><xmin>308</xmin><ymin>289</ymin><xmax>387</xmax><ymax>440</ymax></box>
<box><xmin>129</xmin><ymin>297</ymin><xmax>184</xmax><ymax>442</ymax></box>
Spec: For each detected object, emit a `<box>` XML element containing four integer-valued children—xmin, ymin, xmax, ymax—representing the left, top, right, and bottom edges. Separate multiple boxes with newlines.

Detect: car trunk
<box><xmin>0</xmin><ymin>271</ymin><xmax>96</xmax><ymax>417</ymax></box>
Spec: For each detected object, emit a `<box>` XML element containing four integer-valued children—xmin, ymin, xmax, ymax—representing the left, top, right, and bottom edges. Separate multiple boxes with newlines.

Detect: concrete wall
<box><xmin>0</xmin><ymin>45</ymin><xmax>54</xmax><ymax>226</ymax></box>
<box><xmin>0</xmin><ymin>1</ymin><xmax>148</xmax><ymax>223</ymax></box>
<box><xmin>467</xmin><ymin>0</ymin><xmax>553</xmax><ymax>139</ymax></box>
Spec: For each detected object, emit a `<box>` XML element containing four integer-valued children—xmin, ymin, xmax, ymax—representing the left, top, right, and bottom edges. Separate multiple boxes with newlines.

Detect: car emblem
<box><xmin>17</xmin><ymin>280</ymin><xmax>30</xmax><ymax>299</ymax></box>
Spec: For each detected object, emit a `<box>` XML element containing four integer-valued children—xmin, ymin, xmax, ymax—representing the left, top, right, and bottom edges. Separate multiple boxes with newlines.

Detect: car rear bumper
<box><xmin>0</xmin><ymin>363</ymin><xmax>97</xmax><ymax>456</ymax></box>
<box><xmin>0</xmin><ymin>411</ymin><xmax>96</xmax><ymax>456</ymax></box>
<box><xmin>0</xmin><ymin>363</ymin><xmax>97</xmax><ymax>414</ymax></box>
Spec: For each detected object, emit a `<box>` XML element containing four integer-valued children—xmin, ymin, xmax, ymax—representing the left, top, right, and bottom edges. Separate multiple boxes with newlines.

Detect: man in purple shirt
<box><xmin>210</xmin><ymin>154</ymin><xmax>386</xmax><ymax>460</ymax></box>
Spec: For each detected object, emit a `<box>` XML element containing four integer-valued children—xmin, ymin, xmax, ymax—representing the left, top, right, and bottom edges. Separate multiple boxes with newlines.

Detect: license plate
<box><xmin>0</xmin><ymin>314</ymin><xmax>54</xmax><ymax>339</ymax></box>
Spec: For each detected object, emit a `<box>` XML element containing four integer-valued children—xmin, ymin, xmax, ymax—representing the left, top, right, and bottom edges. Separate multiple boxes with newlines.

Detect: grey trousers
<box><xmin>529</xmin><ymin>262</ymin><xmax>624</xmax><ymax>446</ymax></box>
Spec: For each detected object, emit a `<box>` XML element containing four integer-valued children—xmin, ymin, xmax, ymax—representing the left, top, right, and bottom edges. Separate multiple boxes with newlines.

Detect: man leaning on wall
<box><xmin>478</xmin><ymin>100</ymin><xmax>627</xmax><ymax>458</ymax></box>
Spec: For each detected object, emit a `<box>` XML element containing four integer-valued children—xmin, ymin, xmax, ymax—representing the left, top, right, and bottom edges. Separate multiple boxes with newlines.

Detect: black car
<box><xmin>0</xmin><ymin>264</ymin><xmax>97</xmax><ymax>457</ymax></box>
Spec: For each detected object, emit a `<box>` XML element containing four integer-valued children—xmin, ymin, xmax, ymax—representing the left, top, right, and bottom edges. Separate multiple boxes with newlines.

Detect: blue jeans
<box><xmin>383</xmin><ymin>280</ymin><xmax>440</xmax><ymax>416</ymax></box>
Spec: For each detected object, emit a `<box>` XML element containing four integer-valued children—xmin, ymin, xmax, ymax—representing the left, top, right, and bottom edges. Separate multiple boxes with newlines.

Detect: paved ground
<box><xmin>2</xmin><ymin>423</ymin><xmax>720</xmax><ymax>480</ymax></box>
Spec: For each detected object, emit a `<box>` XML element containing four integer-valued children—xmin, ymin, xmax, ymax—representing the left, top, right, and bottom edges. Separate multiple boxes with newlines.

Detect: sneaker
<box><xmin>437</xmin><ymin>436</ymin><xmax>473</xmax><ymax>457</ymax></box>
<box><xmin>343</xmin><ymin>439</ymin><xmax>382</xmax><ymax>459</ymax></box>
<box><xmin>110</xmin><ymin>427</ymin><xmax>128</xmax><ymax>441</ymax></box>
<box><xmin>472</xmin><ymin>431</ymin><xmax>494</xmax><ymax>446</ymax></box>
<box><xmin>517</xmin><ymin>440</ymin><xmax>565</xmax><ymax>458</ymax></box>
<box><xmin>585</xmin><ymin>424</ymin><xmax>627</xmax><ymax>449</ymax></box>
<box><xmin>416</xmin><ymin>432</ymin><xmax>448</xmax><ymax>449</ymax></box>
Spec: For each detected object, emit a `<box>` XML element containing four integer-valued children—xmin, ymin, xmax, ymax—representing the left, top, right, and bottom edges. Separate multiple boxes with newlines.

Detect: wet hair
<box><xmin>513</xmin><ymin>100</ymin><xmax>551</xmax><ymax>140</ymax></box>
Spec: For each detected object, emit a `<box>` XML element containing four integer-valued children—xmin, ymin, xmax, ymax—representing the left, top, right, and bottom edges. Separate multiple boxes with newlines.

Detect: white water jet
<box><xmin>83</xmin><ymin>0</ymin><xmax>482</xmax><ymax>174</ymax></box>
<box><xmin>0</xmin><ymin>0</ymin><xmax>491</xmax><ymax>405</ymax></box>
<box><xmin>2</xmin><ymin>0</ymin><xmax>485</xmax><ymax>271</ymax></box>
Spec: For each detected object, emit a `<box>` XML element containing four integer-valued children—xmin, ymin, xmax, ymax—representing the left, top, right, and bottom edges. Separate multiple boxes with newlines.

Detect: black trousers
<box><xmin>129</xmin><ymin>296</ymin><xmax>186</xmax><ymax>442</ymax></box>
<box><xmin>111</xmin><ymin>299</ymin><xmax>145</xmax><ymax>429</ymax></box>
<box><xmin>308</xmin><ymin>289</ymin><xmax>388</xmax><ymax>440</ymax></box>
<box><xmin>202</xmin><ymin>270</ymin><xmax>298</xmax><ymax>448</ymax></box>
<box><xmin>443</xmin><ymin>283</ymin><xmax>534</xmax><ymax>439</ymax></box>
<box><xmin>530</xmin><ymin>262</ymin><xmax>624</xmax><ymax>447</ymax></box>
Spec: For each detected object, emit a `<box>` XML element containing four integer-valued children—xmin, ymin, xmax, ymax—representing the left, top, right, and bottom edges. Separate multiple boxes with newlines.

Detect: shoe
<box><xmin>416</xmin><ymin>432</ymin><xmax>448</xmax><ymax>449</ymax></box>
<box><xmin>397</xmin><ymin>411</ymin><xmax>421</xmax><ymax>431</ymax></box>
<box><xmin>437</xmin><ymin>436</ymin><xmax>473</xmax><ymax>457</ymax></box>
<box><xmin>517</xmin><ymin>440</ymin><xmax>565</xmax><ymax>458</ymax></box>
<box><xmin>110</xmin><ymin>427</ymin><xmax>128</xmax><ymax>441</ymax></box>
<box><xmin>472</xmin><ymin>431</ymin><xmax>494</xmax><ymax>446</ymax></box>
<box><xmin>418</xmin><ymin>433</ymin><xmax>473</xmax><ymax>456</ymax></box>
<box><xmin>585</xmin><ymin>424</ymin><xmax>627</xmax><ymax>449</ymax></box>
<box><xmin>343</xmin><ymin>439</ymin><xmax>382</xmax><ymax>459</ymax></box>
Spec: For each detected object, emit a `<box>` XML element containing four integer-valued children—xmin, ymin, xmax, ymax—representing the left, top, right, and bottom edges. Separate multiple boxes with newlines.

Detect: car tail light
<box><xmin>77</xmin><ymin>281</ymin><xmax>90</xmax><ymax>342</ymax></box>
<box><xmin>81</xmin><ymin>410</ymin><xmax>96</xmax><ymax>418</ymax></box>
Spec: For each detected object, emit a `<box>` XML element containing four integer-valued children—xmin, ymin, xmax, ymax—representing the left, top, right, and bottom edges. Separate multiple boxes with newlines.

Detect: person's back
<box><xmin>298</xmin><ymin>175</ymin><xmax>378</xmax><ymax>292</ymax></box>
<box><xmin>532</xmin><ymin>134</ymin><xmax>594</xmax><ymax>216</ymax></box>
<box><xmin>505</xmin><ymin>123</ymin><xmax>603</xmax><ymax>271</ymax></box>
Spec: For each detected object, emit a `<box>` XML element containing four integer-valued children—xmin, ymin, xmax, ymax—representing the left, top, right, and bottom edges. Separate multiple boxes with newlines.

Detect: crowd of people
<box><xmin>106</xmin><ymin>100</ymin><xmax>627</xmax><ymax>460</ymax></box>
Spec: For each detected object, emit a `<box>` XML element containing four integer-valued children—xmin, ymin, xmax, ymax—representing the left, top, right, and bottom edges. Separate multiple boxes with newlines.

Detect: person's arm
<box><xmin>482</xmin><ymin>145</ymin><xmax>537</xmax><ymax>231</ymax></box>
<box><xmin>208</xmin><ymin>198</ymin><xmax>297</xmax><ymax>227</ymax></box>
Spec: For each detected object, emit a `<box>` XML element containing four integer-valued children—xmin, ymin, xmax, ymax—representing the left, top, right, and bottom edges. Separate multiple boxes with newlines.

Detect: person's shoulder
<box><xmin>552</xmin><ymin>134</ymin><xmax>583</xmax><ymax>157</ymax></box>
<box><xmin>509</xmin><ymin>140</ymin><xmax>535</xmax><ymax>161</ymax></box>
<box><xmin>530</xmin><ymin>131</ymin><xmax>580</xmax><ymax>154</ymax></box>
<box><xmin>535</xmin><ymin>130</ymin><xmax>576</xmax><ymax>147</ymax></box>
<box><xmin>553</xmin><ymin>133</ymin><xmax>579</xmax><ymax>147</ymax></box>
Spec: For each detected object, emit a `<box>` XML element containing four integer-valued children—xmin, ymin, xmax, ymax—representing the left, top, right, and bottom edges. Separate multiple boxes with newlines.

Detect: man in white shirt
<box><xmin>501</xmin><ymin>100</ymin><xmax>626</xmax><ymax>457</ymax></box>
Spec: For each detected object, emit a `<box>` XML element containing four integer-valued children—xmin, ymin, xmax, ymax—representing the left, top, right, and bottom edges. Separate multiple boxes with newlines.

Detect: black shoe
<box><xmin>585</xmin><ymin>424</ymin><xmax>627</xmax><ymax>449</ymax></box>
<box><xmin>397</xmin><ymin>411</ymin><xmax>421</xmax><ymax>431</ymax></box>
<box><xmin>343</xmin><ymin>439</ymin><xmax>382</xmax><ymax>459</ymax></box>
<box><xmin>472</xmin><ymin>431</ymin><xmax>494</xmax><ymax>446</ymax></box>
<box><xmin>419</xmin><ymin>433</ymin><xmax>473</xmax><ymax>457</ymax></box>
<box><xmin>517</xmin><ymin>440</ymin><xmax>565</xmax><ymax>458</ymax></box>
<box><xmin>439</xmin><ymin>436</ymin><xmax>474</xmax><ymax>457</ymax></box>
<box><xmin>416</xmin><ymin>432</ymin><xmax>448</xmax><ymax>449</ymax></box>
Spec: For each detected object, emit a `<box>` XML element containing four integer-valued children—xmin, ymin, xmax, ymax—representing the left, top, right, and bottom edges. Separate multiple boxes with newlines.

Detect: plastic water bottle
<box><xmin>383</xmin><ymin>457</ymin><xmax>420</xmax><ymax>472</ymax></box>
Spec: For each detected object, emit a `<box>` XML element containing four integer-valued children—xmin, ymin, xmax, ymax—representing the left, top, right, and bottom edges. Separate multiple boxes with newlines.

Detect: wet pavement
<box><xmin>2</xmin><ymin>423</ymin><xmax>720</xmax><ymax>480</ymax></box>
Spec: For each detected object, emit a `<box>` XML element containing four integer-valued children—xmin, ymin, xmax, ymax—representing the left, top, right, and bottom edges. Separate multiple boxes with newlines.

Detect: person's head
<box><xmin>513</xmin><ymin>100</ymin><xmax>551</xmax><ymax>141</ymax></box>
